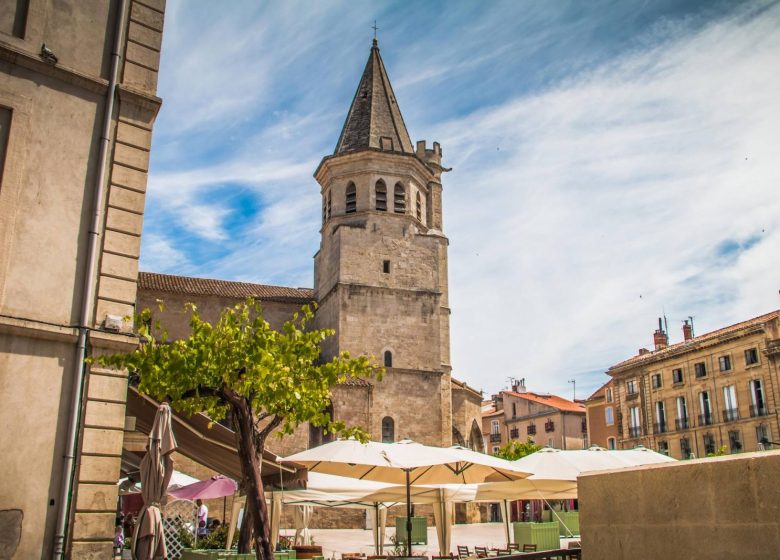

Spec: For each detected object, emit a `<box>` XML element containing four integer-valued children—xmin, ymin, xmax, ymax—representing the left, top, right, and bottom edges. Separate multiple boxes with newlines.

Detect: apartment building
<box><xmin>585</xmin><ymin>380</ymin><xmax>620</xmax><ymax>449</ymax></box>
<box><xmin>482</xmin><ymin>379</ymin><xmax>587</xmax><ymax>453</ymax></box>
<box><xmin>608</xmin><ymin>311</ymin><xmax>780</xmax><ymax>459</ymax></box>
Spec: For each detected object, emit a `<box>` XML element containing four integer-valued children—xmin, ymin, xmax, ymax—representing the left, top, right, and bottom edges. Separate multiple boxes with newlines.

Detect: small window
<box><xmin>527</xmin><ymin>424</ymin><xmax>536</xmax><ymax>435</ymax></box>
<box><xmin>382</xmin><ymin>260</ymin><xmax>390</xmax><ymax>274</ymax></box>
<box><xmin>651</xmin><ymin>373</ymin><xmax>662</xmax><ymax>389</ymax></box>
<box><xmin>375</xmin><ymin>180</ymin><xmax>387</xmax><ymax>211</ymax></box>
<box><xmin>492</xmin><ymin>446</ymin><xmax>500</xmax><ymax>454</ymax></box>
<box><xmin>607</xmin><ymin>437</ymin><xmax>616</xmax><ymax>450</ymax></box>
<box><xmin>719</xmin><ymin>355</ymin><xmax>732</xmax><ymax>372</ymax></box>
<box><xmin>345</xmin><ymin>182</ymin><xmax>356</xmax><ymax>214</ymax></box>
<box><xmin>745</xmin><ymin>348</ymin><xmax>759</xmax><ymax>366</ymax></box>
<box><xmin>511</xmin><ymin>402</ymin><xmax>516</xmax><ymax>418</ymax></box>
<box><xmin>605</xmin><ymin>406</ymin><xmax>614</xmax><ymax>426</ymax></box>
<box><xmin>680</xmin><ymin>437</ymin><xmax>692</xmax><ymax>459</ymax></box>
<box><xmin>626</xmin><ymin>379</ymin><xmax>638</xmax><ymax>395</ymax></box>
<box><xmin>381</xmin><ymin>416</ymin><xmax>394</xmax><ymax>443</ymax></box>
<box><xmin>379</xmin><ymin>136</ymin><xmax>394</xmax><ymax>151</ymax></box>
<box><xmin>605</xmin><ymin>388</ymin><xmax>613</xmax><ymax>403</ymax></box>
<box><xmin>416</xmin><ymin>191</ymin><xmax>422</xmax><ymax>221</ymax></box>
<box><xmin>327</xmin><ymin>190</ymin><xmax>332</xmax><ymax>219</ymax></box>
<box><xmin>658</xmin><ymin>441</ymin><xmax>669</xmax><ymax>456</ymax></box>
<box><xmin>322</xmin><ymin>198</ymin><xmax>327</xmax><ymax>224</ymax></box>
<box><xmin>672</xmin><ymin>368</ymin><xmax>684</xmax><ymax>384</ymax></box>
<box><xmin>694</xmin><ymin>362</ymin><xmax>707</xmax><ymax>378</ymax></box>
<box><xmin>0</xmin><ymin>107</ymin><xmax>11</xmax><ymax>185</ymax></box>
<box><xmin>384</xmin><ymin>350</ymin><xmax>392</xmax><ymax>368</ymax></box>
<box><xmin>703</xmin><ymin>433</ymin><xmax>716</xmax><ymax>455</ymax></box>
<box><xmin>728</xmin><ymin>430</ymin><xmax>742</xmax><ymax>453</ymax></box>
<box><xmin>394</xmin><ymin>183</ymin><xmax>406</xmax><ymax>213</ymax></box>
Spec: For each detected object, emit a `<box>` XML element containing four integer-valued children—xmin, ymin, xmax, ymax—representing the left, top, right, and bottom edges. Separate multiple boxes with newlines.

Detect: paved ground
<box><xmin>282</xmin><ymin>523</ymin><xmax>579</xmax><ymax>559</ymax></box>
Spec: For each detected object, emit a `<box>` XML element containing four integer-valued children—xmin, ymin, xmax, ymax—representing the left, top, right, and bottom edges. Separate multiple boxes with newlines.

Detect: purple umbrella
<box><xmin>168</xmin><ymin>475</ymin><xmax>238</xmax><ymax>500</ymax></box>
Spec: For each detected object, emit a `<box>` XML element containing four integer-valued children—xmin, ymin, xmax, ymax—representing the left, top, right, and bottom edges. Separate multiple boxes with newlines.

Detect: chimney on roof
<box><xmin>514</xmin><ymin>378</ymin><xmax>526</xmax><ymax>393</ymax></box>
<box><xmin>682</xmin><ymin>319</ymin><xmax>693</xmax><ymax>342</ymax></box>
<box><xmin>638</xmin><ymin>348</ymin><xmax>650</xmax><ymax>355</ymax></box>
<box><xmin>653</xmin><ymin>317</ymin><xmax>669</xmax><ymax>351</ymax></box>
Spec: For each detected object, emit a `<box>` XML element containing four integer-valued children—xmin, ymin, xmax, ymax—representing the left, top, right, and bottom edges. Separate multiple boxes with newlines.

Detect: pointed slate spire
<box><xmin>334</xmin><ymin>39</ymin><xmax>414</xmax><ymax>155</ymax></box>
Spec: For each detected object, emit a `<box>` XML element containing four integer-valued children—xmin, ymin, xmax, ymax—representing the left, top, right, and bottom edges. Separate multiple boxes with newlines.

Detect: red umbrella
<box><xmin>168</xmin><ymin>475</ymin><xmax>238</xmax><ymax>500</ymax></box>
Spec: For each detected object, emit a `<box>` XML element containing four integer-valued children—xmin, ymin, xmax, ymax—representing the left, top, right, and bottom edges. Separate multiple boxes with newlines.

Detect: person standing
<box><xmin>196</xmin><ymin>499</ymin><xmax>208</xmax><ymax>529</ymax></box>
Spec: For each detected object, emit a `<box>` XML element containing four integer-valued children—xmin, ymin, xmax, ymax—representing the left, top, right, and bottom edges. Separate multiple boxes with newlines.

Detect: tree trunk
<box><xmin>232</xmin><ymin>397</ymin><xmax>275</xmax><ymax>560</ymax></box>
<box><xmin>237</xmin><ymin>505</ymin><xmax>253</xmax><ymax>553</ymax></box>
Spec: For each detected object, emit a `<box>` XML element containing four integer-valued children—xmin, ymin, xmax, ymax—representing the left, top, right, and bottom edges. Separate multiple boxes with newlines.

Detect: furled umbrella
<box><xmin>282</xmin><ymin>439</ymin><xmax>529</xmax><ymax>556</ymax></box>
<box><xmin>132</xmin><ymin>403</ymin><xmax>177</xmax><ymax>560</ymax></box>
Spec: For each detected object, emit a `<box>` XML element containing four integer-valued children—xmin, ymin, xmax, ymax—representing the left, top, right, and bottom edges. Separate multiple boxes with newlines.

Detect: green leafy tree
<box><xmin>96</xmin><ymin>300</ymin><xmax>380</xmax><ymax>560</ymax></box>
<box><xmin>494</xmin><ymin>437</ymin><xmax>543</xmax><ymax>461</ymax></box>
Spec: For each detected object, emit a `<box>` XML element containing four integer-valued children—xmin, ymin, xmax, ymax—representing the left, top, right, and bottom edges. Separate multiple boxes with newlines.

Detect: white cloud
<box><xmin>139</xmin><ymin>234</ymin><xmax>190</xmax><ymax>273</ymax></box>
<box><xmin>440</xmin><ymin>5</ymin><xmax>780</xmax><ymax>396</ymax></box>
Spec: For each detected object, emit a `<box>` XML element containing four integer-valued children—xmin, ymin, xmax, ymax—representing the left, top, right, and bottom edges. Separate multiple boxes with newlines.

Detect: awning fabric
<box><xmin>126</xmin><ymin>386</ymin><xmax>305</xmax><ymax>487</ymax></box>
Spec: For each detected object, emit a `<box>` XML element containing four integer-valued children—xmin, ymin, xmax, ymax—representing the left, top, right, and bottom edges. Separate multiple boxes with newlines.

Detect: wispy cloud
<box><xmin>143</xmin><ymin>0</ymin><xmax>780</xmax><ymax>399</ymax></box>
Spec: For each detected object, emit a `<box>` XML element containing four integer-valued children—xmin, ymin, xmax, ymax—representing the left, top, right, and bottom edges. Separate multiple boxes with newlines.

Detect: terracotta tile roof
<box><xmin>504</xmin><ymin>391</ymin><xmax>586</xmax><ymax>414</ymax></box>
<box><xmin>609</xmin><ymin>310</ymin><xmax>780</xmax><ymax>372</ymax></box>
<box><xmin>482</xmin><ymin>408</ymin><xmax>503</xmax><ymax>418</ymax></box>
<box><xmin>586</xmin><ymin>380</ymin><xmax>613</xmax><ymax>401</ymax></box>
<box><xmin>138</xmin><ymin>272</ymin><xmax>314</xmax><ymax>303</ymax></box>
<box><xmin>339</xmin><ymin>377</ymin><xmax>372</xmax><ymax>387</ymax></box>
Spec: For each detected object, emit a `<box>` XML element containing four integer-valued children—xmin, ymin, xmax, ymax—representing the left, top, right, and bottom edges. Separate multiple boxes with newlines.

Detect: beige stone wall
<box><xmin>135</xmin><ymin>289</ymin><xmax>306</xmax><ymax>341</ymax></box>
<box><xmin>0</xmin><ymin>1</ymin><xmax>166</xmax><ymax>558</ymax></box>
<box><xmin>579</xmin><ymin>450</ymin><xmax>780</xmax><ymax>560</ymax></box>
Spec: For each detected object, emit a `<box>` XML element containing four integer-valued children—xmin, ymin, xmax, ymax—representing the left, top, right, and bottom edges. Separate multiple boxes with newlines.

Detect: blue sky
<box><xmin>142</xmin><ymin>0</ymin><xmax>780</xmax><ymax>399</ymax></box>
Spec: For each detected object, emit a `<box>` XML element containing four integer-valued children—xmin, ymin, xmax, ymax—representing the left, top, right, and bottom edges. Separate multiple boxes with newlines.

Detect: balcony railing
<box><xmin>750</xmin><ymin>405</ymin><xmax>768</xmax><ymax>417</ymax></box>
<box><xmin>626</xmin><ymin>392</ymin><xmax>639</xmax><ymax>401</ymax></box>
<box><xmin>722</xmin><ymin>408</ymin><xmax>740</xmax><ymax>422</ymax></box>
<box><xmin>527</xmin><ymin>425</ymin><xmax>536</xmax><ymax>435</ymax></box>
<box><xmin>544</xmin><ymin>422</ymin><xmax>555</xmax><ymax>433</ymax></box>
<box><xmin>490</xmin><ymin>433</ymin><xmax>501</xmax><ymax>443</ymax></box>
<box><xmin>654</xmin><ymin>422</ymin><xmax>667</xmax><ymax>434</ymax></box>
<box><xmin>628</xmin><ymin>426</ymin><xmax>641</xmax><ymax>438</ymax></box>
<box><xmin>698</xmin><ymin>413</ymin><xmax>713</xmax><ymax>426</ymax></box>
<box><xmin>510</xmin><ymin>428</ymin><xmax>519</xmax><ymax>439</ymax></box>
<box><xmin>675</xmin><ymin>417</ymin><xmax>690</xmax><ymax>430</ymax></box>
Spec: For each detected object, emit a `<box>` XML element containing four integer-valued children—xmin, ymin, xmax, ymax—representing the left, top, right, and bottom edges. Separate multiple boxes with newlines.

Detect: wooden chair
<box><xmin>522</xmin><ymin>544</ymin><xmax>537</xmax><ymax>552</ymax></box>
<box><xmin>506</xmin><ymin>544</ymin><xmax>519</xmax><ymax>552</ymax></box>
<box><xmin>457</xmin><ymin>546</ymin><xmax>471</xmax><ymax>559</ymax></box>
<box><xmin>474</xmin><ymin>547</ymin><xmax>488</xmax><ymax>558</ymax></box>
<box><xmin>494</xmin><ymin>549</ymin><xmax>511</xmax><ymax>556</ymax></box>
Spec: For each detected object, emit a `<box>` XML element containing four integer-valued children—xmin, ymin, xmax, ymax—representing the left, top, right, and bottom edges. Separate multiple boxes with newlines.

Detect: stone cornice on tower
<box><xmin>333</xmin><ymin>39</ymin><xmax>414</xmax><ymax>156</ymax></box>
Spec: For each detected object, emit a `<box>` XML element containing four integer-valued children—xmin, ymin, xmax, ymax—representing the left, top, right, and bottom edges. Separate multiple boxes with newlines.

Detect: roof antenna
<box><xmin>372</xmin><ymin>20</ymin><xmax>379</xmax><ymax>46</ymax></box>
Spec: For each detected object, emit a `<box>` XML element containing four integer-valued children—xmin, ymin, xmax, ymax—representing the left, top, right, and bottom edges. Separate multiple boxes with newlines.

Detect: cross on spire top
<box><xmin>372</xmin><ymin>20</ymin><xmax>379</xmax><ymax>46</ymax></box>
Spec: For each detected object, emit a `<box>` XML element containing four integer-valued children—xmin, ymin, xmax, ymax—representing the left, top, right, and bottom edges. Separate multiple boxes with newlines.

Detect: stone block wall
<box><xmin>579</xmin><ymin>450</ymin><xmax>780</xmax><ymax>559</ymax></box>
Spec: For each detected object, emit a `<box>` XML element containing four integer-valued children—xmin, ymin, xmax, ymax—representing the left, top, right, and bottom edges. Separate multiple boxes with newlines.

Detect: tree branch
<box><xmin>258</xmin><ymin>415</ymin><xmax>283</xmax><ymax>441</ymax></box>
<box><xmin>179</xmin><ymin>386</ymin><xmax>224</xmax><ymax>401</ymax></box>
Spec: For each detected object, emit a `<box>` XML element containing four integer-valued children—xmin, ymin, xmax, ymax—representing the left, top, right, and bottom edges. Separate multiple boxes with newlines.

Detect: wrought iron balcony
<box><xmin>490</xmin><ymin>433</ymin><xmax>501</xmax><ymax>443</ymax></box>
<box><xmin>626</xmin><ymin>392</ymin><xmax>639</xmax><ymax>401</ymax></box>
<box><xmin>722</xmin><ymin>408</ymin><xmax>739</xmax><ymax>422</ymax></box>
<box><xmin>654</xmin><ymin>422</ymin><xmax>668</xmax><ymax>434</ymax></box>
<box><xmin>544</xmin><ymin>421</ymin><xmax>555</xmax><ymax>433</ymax></box>
<box><xmin>750</xmin><ymin>405</ymin><xmax>768</xmax><ymax>417</ymax></box>
<box><xmin>675</xmin><ymin>417</ymin><xmax>690</xmax><ymax>430</ymax></box>
<box><xmin>628</xmin><ymin>426</ymin><xmax>641</xmax><ymax>438</ymax></box>
<box><xmin>509</xmin><ymin>428</ymin><xmax>519</xmax><ymax>439</ymax></box>
<box><xmin>527</xmin><ymin>425</ymin><xmax>536</xmax><ymax>435</ymax></box>
<box><xmin>698</xmin><ymin>413</ymin><xmax>713</xmax><ymax>426</ymax></box>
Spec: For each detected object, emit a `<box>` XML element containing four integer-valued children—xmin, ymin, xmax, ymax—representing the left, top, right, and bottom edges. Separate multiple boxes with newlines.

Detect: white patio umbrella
<box><xmin>282</xmin><ymin>439</ymin><xmax>529</xmax><ymax>556</ymax></box>
<box><xmin>132</xmin><ymin>403</ymin><xmax>177</xmax><ymax>560</ymax></box>
<box><xmin>475</xmin><ymin>446</ymin><xmax>676</xmax><ymax>540</ymax></box>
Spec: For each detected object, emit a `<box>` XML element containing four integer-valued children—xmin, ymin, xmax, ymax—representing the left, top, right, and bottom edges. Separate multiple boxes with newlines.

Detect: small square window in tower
<box><xmin>382</xmin><ymin>260</ymin><xmax>390</xmax><ymax>274</ymax></box>
<box><xmin>384</xmin><ymin>350</ymin><xmax>392</xmax><ymax>368</ymax></box>
<box><xmin>394</xmin><ymin>183</ymin><xmax>405</xmax><ymax>213</ymax></box>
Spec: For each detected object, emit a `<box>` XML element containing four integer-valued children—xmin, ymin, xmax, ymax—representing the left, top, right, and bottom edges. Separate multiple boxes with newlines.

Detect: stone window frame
<box><xmin>745</xmin><ymin>347</ymin><xmax>760</xmax><ymax>367</ymax></box>
<box><xmin>381</xmin><ymin>416</ymin><xmax>395</xmax><ymax>443</ymax></box>
<box><xmin>393</xmin><ymin>182</ymin><xmax>406</xmax><ymax>214</ymax></box>
<box><xmin>718</xmin><ymin>354</ymin><xmax>732</xmax><ymax>373</ymax></box>
<box><xmin>383</xmin><ymin>349</ymin><xmax>393</xmax><ymax>368</ymax></box>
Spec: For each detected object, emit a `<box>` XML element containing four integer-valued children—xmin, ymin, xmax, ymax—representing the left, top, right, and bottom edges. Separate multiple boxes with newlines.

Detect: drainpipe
<box><xmin>52</xmin><ymin>1</ymin><xmax>128</xmax><ymax>557</ymax></box>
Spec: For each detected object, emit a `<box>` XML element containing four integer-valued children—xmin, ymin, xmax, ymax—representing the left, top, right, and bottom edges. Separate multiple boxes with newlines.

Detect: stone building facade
<box><xmin>482</xmin><ymin>380</ymin><xmax>588</xmax><ymax>454</ymax></box>
<box><xmin>607</xmin><ymin>311</ymin><xmax>780</xmax><ymax>459</ymax></box>
<box><xmin>133</xmin><ymin>38</ymin><xmax>484</xmax><ymax>514</ymax></box>
<box><xmin>584</xmin><ymin>380</ymin><xmax>620</xmax><ymax>449</ymax></box>
<box><xmin>0</xmin><ymin>1</ymin><xmax>166</xmax><ymax>558</ymax></box>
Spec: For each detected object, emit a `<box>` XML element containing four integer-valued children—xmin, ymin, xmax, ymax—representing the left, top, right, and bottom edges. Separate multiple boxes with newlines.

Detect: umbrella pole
<box><xmin>405</xmin><ymin>469</ymin><xmax>412</xmax><ymax>557</ymax></box>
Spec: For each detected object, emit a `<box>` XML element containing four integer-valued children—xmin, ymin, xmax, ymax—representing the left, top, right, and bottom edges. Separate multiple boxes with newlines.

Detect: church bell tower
<box><xmin>313</xmin><ymin>39</ymin><xmax>453</xmax><ymax>446</ymax></box>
